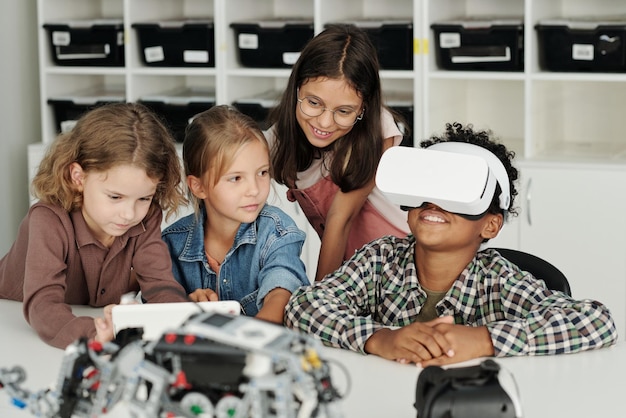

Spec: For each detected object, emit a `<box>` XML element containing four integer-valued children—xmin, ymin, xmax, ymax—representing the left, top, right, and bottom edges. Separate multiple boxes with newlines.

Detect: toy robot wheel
<box><xmin>215</xmin><ymin>394</ymin><xmax>243</xmax><ymax>418</ymax></box>
<box><xmin>179</xmin><ymin>392</ymin><xmax>214</xmax><ymax>418</ymax></box>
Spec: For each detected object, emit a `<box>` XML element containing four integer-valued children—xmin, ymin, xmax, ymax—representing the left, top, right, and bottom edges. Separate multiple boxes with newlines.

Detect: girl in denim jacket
<box><xmin>162</xmin><ymin>106</ymin><xmax>309</xmax><ymax>324</ymax></box>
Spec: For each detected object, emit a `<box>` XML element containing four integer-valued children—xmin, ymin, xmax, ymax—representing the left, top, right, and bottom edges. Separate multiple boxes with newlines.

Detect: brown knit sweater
<box><xmin>0</xmin><ymin>202</ymin><xmax>188</xmax><ymax>348</ymax></box>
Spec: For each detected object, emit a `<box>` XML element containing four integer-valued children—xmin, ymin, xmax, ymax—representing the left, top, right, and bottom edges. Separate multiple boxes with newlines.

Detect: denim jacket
<box><xmin>162</xmin><ymin>204</ymin><xmax>309</xmax><ymax>316</ymax></box>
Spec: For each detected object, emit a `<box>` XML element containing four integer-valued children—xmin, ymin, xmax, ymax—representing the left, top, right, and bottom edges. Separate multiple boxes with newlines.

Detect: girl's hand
<box><xmin>93</xmin><ymin>304</ymin><xmax>115</xmax><ymax>344</ymax></box>
<box><xmin>189</xmin><ymin>288</ymin><xmax>219</xmax><ymax>302</ymax></box>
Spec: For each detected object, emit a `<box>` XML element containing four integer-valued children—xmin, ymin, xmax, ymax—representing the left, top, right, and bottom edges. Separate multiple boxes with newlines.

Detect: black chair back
<box><xmin>492</xmin><ymin>248</ymin><xmax>571</xmax><ymax>296</ymax></box>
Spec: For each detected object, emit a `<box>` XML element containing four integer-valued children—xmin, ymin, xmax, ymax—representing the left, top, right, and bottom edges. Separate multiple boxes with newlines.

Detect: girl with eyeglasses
<box><xmin>267</xmin><ymin>24</ymin><xmax>410</xmax><ymax>281</ymax></box>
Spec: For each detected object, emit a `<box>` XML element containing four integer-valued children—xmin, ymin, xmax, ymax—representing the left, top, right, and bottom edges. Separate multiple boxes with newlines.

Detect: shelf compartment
<box><xmin>232</xmin><ymin>89</ymin><xmax>282</xmax><ymax>130</ymax></box>
<box><xmin>47</xmin><ymin>85</ymin><xmax>126</xmax><ymax>134</ymax></box>
<box><xmin>230</xmin><ymin>19</ymin><xmax>314</xmax><ymax>68</ymax></box>
<box><xmin>132</xmin><ymin>19</ymin><xmax>215</xmax><ymax>68</ymax></box>
<box><xmin>431</xmin><ymin>17</ymin><xmax>524</xmax><ymax>72</ymax></box>
<box><xmin>139</xmin><ymin>86</ymin><xmax>216</xmax><ymax>142</ymax></box>
<box><xmin>531</xmin><ymin>79</ymin><xmax>626</xmax><ymax>160</ymax></box>
<box><xmin>536</xmin><ymin>18</ymin><xmax>626</xmax><ymax>73</ymax></box>
<box><xmin>42</xmin><ymin>19</ymin><xmax>124</xmax><ymax>67</ymax></box>
<box><xmin>427</xmin><ymin>78</ymin><xmax>525</xmax><ymax>158</ymax></box>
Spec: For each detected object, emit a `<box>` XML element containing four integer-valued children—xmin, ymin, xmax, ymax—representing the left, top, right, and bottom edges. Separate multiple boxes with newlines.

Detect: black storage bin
<box><xmin>230</xmin><ymin>19</ymin><xmax>314</xmax><ymax>68</ymax></box>
<box><xmin>139</xmin><ymin>87</ymin><xmax>216</xmax><ymax>142</ymax></box>
<box><xmin>43</xmin><ymin>19</ymin><xmax>124</xmax><ymax>66</ymax></box>
<box><xmin>385</xmin><ymin>92</ymin><xmax>414</xmax><ymax>147</ymax></box>
<box><xmin>133</xmin><ymin>19</ymin><xmax>215</xmax><ymax>67</ymax></box>
<box><xmin>536</xmin><ymin>19</ymin><xmax>626</xmax><ymax>72</ymax></box>
<box><xmin>48</xmin><ymin>87</ymin><xmax>125</xmax><ymax>133</ymax></box>
<box><xmin>431</xmin><ymin>18</ymin><xmax>524</xmax><ymax>71</ymax></box>
<box><xmin>232</xmin><ymin>90</ymin><xmax>282</xmax><ymax>130</ymax></box>
<box><xmin>325</xmin><ymin>20</ymin><xmax>414</xmax><ymax>70</ymax></box>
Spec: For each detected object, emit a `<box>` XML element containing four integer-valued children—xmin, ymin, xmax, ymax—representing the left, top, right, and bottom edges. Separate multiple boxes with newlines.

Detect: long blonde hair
<box><xmin>32</xmin><ymin>102</ymin><xmax>187</xmax><ymax>220</ymax></box>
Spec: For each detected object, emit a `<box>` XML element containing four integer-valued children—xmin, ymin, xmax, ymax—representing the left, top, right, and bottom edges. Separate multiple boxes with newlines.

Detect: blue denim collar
<box><xmin>174</xmin><ymin>205</ymin><xmax>261</xmax><ymax>262</ymax></box>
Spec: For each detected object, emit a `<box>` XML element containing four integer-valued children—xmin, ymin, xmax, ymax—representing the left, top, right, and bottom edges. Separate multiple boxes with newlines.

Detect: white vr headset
<box><xmin>376</xmin><ymin>142</ymin><xmax>511</xmax><ymax>217</ymax></box>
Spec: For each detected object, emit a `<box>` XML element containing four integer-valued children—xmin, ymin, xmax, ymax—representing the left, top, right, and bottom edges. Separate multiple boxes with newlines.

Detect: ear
<box><xmin>481</xmin><ymin>213</ymin><xmax>504</xmax><ymax>240</ymax></box>
<box><xmin>69</xmin><ymin>162</ymin><xmax>85</xmax><ymax>191</ymax></box>
<box><xmin>186</xmin><ymin>175</ymin><xmax>208</xmax><ymax>199</ymax></box>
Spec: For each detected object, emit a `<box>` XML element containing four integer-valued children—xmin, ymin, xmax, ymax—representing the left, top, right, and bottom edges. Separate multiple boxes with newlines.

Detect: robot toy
<box><xmin>0</xmin><ymin>312</ymin><xmax>345</xmax><ymax>418</ymax></box>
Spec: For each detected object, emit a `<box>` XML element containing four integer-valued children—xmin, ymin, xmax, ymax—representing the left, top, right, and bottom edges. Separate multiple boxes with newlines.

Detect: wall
<box><xmin>0</xmin><ymin>1</ymin><xmax>40</xmax><ymax>254</ymax></box>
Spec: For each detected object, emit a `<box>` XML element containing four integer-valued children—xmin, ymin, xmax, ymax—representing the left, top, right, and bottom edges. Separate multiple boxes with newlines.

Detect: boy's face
<box><xmin>408</xmin><ymin>203</ymin><xmax>502</xmax><ymax>251</ymax></box>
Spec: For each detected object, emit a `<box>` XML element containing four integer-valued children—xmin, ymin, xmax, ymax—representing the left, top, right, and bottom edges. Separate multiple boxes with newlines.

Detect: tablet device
<box><xmin>112</xmin><ymin>300</ymin><xmax>242</xmax><ymax>340</ymax></box>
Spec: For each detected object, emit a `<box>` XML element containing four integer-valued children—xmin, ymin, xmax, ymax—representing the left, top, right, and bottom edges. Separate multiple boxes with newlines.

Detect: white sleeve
<box><xmin>381</xmin><ymin>108</ymin><xmax>404</xmax><ymax>146</ymax></box>
<box><xmin>263</xmin><ymin>124</ymin><xmax>277</xmax><ymax>148</ymax></box>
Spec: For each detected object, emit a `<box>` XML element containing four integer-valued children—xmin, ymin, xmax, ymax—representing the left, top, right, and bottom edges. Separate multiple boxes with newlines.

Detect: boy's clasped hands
<box><xmin>365</xmin><ymin>316</ymin><xmax>494</xmax><ymax>367</ymax></box>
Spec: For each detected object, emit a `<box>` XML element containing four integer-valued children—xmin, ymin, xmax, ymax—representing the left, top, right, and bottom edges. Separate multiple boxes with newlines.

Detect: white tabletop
<box><xmin>1</xmin><ymin>299</ymin><xmax>625</xmax><ymax>418</ymax></box>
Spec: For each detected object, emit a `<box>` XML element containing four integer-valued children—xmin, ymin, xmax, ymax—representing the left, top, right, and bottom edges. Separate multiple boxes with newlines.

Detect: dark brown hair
<box><xmin>269</xmin><ymin>24</ymin><xmax>388</xmax><ymax>192</ymax></box>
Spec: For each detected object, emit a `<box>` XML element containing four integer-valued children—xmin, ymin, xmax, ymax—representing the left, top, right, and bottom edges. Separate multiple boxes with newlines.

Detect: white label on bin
<box><xmin>452</xmin><ymin>47</ymin><xmax>511</xmax><ymax>63</ymax></box>
<box><xmin>238</xmin><ymin>33</ymin><xmax>259</xmax><ymax>50</ymax></box>
<box><xmin>56</xmin><ymin>44</ymin><xmax>109</xmax><ymax>60</ymax></box>
<box><xmin>144</xmin><ymin>46</ymin><xmax>165</xmax><ymax>63</ymax></box>
<box><xmin>61</xmin><ymin>120</ymin><xmax>77</xmax><ymax>133</ymax></box>
<box><xmin>52</xmin><ymin>31</ymin><xmax>71</xmax><ymax>46</ymax></box>
<box><xmin>283</xmin><ymin>52</ymin><xmax>301</xmax><ymax>65</ymax></box>
<box><xmin>184</xmin><ymin>50</ymin><xmax>209</xmax><ymax>63</ymax></box>
<box><xmin>572</xmin><ymin>44</ymin><xmax>594</xmax><ymax>61</ymax></box>
<box><xmin>439</xmin><ymin>32</ymin><xmax>461</xmax><ymax>48</ymax></box>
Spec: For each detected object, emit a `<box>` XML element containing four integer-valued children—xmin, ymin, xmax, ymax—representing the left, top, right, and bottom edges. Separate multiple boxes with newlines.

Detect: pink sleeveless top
<box><xmin>268</xmin><ymin>109</ymin><xmax>410</xmax><ymax>261</ymax></box>
<box><xmin>286</xmin><ymin>177</ymin><xmax>409</xmax><ymax>260</ymax></box>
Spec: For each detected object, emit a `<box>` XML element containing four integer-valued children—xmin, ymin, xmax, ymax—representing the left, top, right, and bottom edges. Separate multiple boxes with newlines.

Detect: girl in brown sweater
<box><xmin>0</xmin><ymin>103</ymin><xmax>189</xmax><ymax>348</ymax></box>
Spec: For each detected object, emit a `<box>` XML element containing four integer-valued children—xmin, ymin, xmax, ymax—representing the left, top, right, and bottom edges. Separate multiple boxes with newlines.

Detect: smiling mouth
<box><xmin>313</xmin><ymin>126</ymin><xmax>331</xmax><ymax>136</ymax></box>
<box><xmin>422</xmin><ymin>215</ymin><xmax>445</xmax><ymax>223</ymax></box>
<box><xmin>311</xmin><ymin>125</ymin><xmax>333</xmax><ymax>139</ymax></box>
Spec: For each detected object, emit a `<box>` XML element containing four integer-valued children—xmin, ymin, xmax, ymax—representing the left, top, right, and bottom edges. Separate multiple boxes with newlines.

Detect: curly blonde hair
<box><xmin>32</xmin><ymin>102</ymin><xmax>187</xmax><ymax>220</ymax></box>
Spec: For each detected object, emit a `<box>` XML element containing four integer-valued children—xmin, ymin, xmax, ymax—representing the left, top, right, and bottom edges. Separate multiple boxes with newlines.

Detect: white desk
<box><xmin>1</xmin><ymin>299</ymin><xmax>625</xmax><ymax>418</ymax></box>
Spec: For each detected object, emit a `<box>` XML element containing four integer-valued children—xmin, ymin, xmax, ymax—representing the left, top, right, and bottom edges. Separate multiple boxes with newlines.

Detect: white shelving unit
<box><xmin>35</xmin><ymin>0</ymin><xmax>626</xmax><ymax>159</ymax></box>
<box><xmin>423</xmin><ymin>0</ymin><xmax>626</xmax><ymax>162</ymax></box>
<box><xmin>35</xmin><ymin>0</ymin><xmax>419</xmax><ymax>146</ymax></box>
<box><xmin>33</xmin><ymin>0</ymin><xmax>626</xmax><ymax>330</ymax></box>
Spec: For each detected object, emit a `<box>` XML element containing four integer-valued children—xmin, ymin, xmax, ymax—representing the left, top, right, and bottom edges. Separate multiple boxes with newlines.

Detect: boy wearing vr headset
<box><xmin>284</xmin><ymin>122</ymin><xmax>617</xmax><ymax>366</ymax></box>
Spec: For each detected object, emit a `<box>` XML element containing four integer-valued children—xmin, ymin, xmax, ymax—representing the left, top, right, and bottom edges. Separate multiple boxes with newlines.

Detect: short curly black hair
<box><xmin>420</xmin><ymin>122</ymin><xmax>519</xmax><ymax>219</ymax></box>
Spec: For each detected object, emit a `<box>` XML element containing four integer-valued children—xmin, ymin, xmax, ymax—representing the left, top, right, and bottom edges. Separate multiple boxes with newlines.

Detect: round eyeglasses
<box><xmin>297</xmin><ymin>96</ymin><xmax>363</xmax><ymax>127</ymax></box>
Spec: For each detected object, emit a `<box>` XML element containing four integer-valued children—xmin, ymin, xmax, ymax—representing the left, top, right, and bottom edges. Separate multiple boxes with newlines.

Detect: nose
<box><xmin>120</xmin><ymin>202</ymin><xmax>135</xmax><ymax>221</ymax></box>
<box><xmin>423</xmin><ymin>202</ymin><xmax>442</xmax><ymax>211</ymax></box>
<box><xmin>316</xmin><ymin>108</ymin><xmax>335</xmax><ymax>128</ymax></box>
<box><xmin>246</xmin><ymin>177</ymin><xmax>260</xmax><ymax>197</ymax></box>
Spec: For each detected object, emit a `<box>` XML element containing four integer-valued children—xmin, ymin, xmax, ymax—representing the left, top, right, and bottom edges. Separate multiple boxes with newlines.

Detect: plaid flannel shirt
<box><xmin>284</xmin><ymin>235</ymin><xmax>617</xmax><ymax>357</ymax></box>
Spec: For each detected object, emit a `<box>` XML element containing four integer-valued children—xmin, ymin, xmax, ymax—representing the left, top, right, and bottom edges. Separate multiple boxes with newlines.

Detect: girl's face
<box><xmin>194</xmin><ymin>140</ymin><xmax>271</xmax><ymax>229</ymax></box>
<box><xmin>296</xmin><ymin>77</ymin><xmax>363</xmax><ymax>149</ymax></box>
<box><xmin>70</xmin><ymin>163</ymin><xmax>158</xmax><ymax>248</ymax></box>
